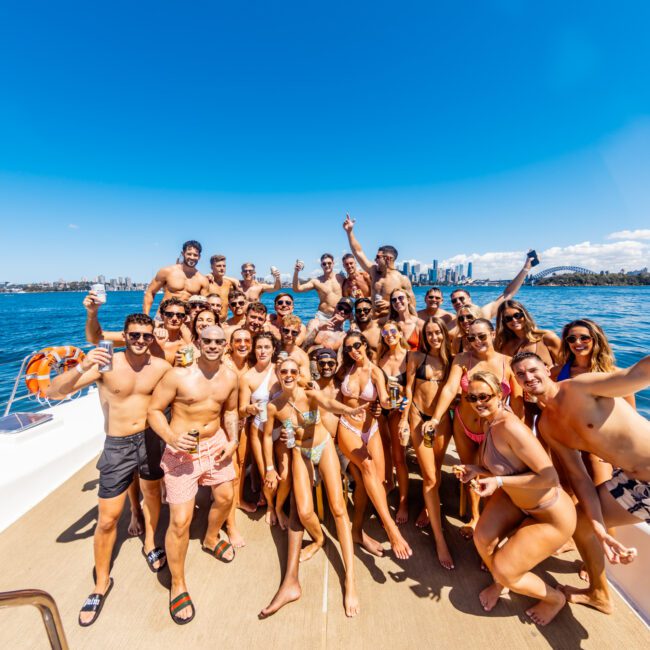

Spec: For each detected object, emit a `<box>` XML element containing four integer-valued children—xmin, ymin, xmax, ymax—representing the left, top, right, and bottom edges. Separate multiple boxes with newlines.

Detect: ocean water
<box><xmin>0</xmin><ymin>286</ymin><xmax>648</xmax><ymax>416</ymax></box>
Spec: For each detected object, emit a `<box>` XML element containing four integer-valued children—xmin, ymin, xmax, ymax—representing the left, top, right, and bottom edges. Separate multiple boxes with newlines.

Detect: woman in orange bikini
<box><xmin>456</xmin><ymin>371</ymin><xmax>576</xmax><ymax>626</ymax></box>
<box><xmin>388</xmin><ymin>288</ymin><xmax>423</xmax><ymax>351</ymax></box>
<box><xmin>427</xmin><ymin>319</ymin><xmax>523</xmax><ymax>539</ymax></box>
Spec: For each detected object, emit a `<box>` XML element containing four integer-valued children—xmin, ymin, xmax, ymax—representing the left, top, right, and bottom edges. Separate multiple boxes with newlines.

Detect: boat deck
<box><xmin>1</xmin><ymin>454</ymin><xmax>648</xmax><ymax>649</ymax></box>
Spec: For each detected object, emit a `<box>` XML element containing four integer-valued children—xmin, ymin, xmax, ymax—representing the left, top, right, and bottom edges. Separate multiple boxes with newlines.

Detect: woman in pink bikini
<box><xmin>427</xmin><ymin>318</ymin><xmax>523</xmax><ymax>538</ymax></box>
<box><xmin>337</xmin><ymin>332</ymin><xmax>413</xmax><ymax>560</ymax></box>
<box><xmin>456</xmin><ymin>371</ymin><xmax>576</xmax><ymax>626</ymax></box>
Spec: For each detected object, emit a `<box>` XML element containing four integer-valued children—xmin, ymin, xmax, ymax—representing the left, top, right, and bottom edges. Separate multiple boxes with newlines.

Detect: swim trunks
<box><xmin>161</xmin><ymin>429</ymin><xmax>236</xmax><ymax>504</ymax></box>
<box><xmin>605</xmin><ymin>468</ymin><xmax>650</xmax><ymax>523</ymax></box>
<box><xmin>97</xmin><ymin>428</ymin><xmax>165</xmax><ymax>499</ymax></box>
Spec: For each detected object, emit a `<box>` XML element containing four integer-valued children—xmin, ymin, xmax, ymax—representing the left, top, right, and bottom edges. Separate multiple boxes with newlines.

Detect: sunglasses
<box><xmin>466</xmin><ymin>392</ymin><xmax>495</xmax><ymax>404</ymax></box>
<box><xmin>426</xmin><ymin>294</ymin><xmax>442</xmax><ymax>300</ymax></box>
<box><xmin>466</xmin><ymin>333</ymin><xmax>489</xmax><ymax>343</ymax></box>
<box><xmin>127</xmin><ymin>332</ymin><xmax>155</xmax><ymax>342</ymax></box>
<box><xmin>391</xmin><ymin>295</ymin><xmax>406</xmax><ymax>303</ymax></box>
<box><xmin>201</xmin><ymin>337</ymin><xmax>227</xmax><ymax>346</ymax></box>
<box><xmin>317</xmin><ymin>360</ymin><xmax>337</xmax><ymax>368</ymax></box>
<box><xmin>232</xmin><ymin>337</ymin><xmax>251</xmax><ymax>345</ymax></box>
<box><xmin>281</xmin><ymin>328</ymin><xmax>300</xmax><ymax>337</ymax></box>
<box><xmin>458</xmin><ymin>314</ymin><xmax>475</xmax><ymax>323</ymax></box>
<box><xmin>356</xmin><ymin>307</ymin><xmax>371</xmax><ymax>314</ymax></box>
<box><xmin>321</xmin><ymin>261</ymin><xmax>333</xmax><ymax>266</ymax></box>
<box><xmin>276</xmin><ymin>300</ymin><xmax>293</xmax><ymax>306</ymax></box>
<box><xmin>230</xmin><ymin>300</ymin><xmax>246</xmax><ymax>307</ymax></box>
<box><xmin>279</xmin><ymin>368</ymin><xmax>299</xmax><ymax>376</ymax></box>
<box><xmin>242</xmin><ymin>268</ymin><xmax>255</xmax><ymax>274</ymax></box>
<box><xmin>381</xmin><ymin>328</ymin><xmax>399</xmax><ymax>337</ymax></box>
<box><xmin>503</xmin><ymin>311</ymin><xmax>525</xmax><ymax>324</ymax></box>
<box><xmin>451</xmin><ymin>297</ymin><xmax>466</xmax><ymax>304</ymax></box>
<box><xmin>163</xmin><ymin>310</ymin><xmax>185</xmax><ymax>319</ymax></box>
<box><xmin>336</xmin><ymin>305</ymin><xmax>352</xmax><ymax>314</ymax></box>
<box><xmin>566</xmin><ymin>334</ymin><xmax>592</xmax><ymax>344</ymax></box>
<box><xmin>344</xmin><ymin>341</ymin><xmax>364</xmax><ymax>353</ymax></box>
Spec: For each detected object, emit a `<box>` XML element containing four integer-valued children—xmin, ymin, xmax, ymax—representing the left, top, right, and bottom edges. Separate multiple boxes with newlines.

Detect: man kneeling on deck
<box><xmin>148</xmin><ymin>325</ymin><xmax>239</xmax><ymax>625</ymax></box>
<box><xmin>47</xmin><ymin>313</ymin><xmax>171</xmax><ymax>627</ymax></box>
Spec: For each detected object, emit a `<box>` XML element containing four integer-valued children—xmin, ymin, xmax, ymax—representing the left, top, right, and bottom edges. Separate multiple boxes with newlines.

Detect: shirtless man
<box><xmin>240</xmin><ymin>262</ymin><xmax>282</xmax><ymax>302</ymax></box>
<box><xmin>226</xmin><ymin>290</ymin><xmax>248</xmax><ymax>329</ymax></box>
<box><xmin>47</xmin><ymin>314</ymin><xmax>171</xmax><ymax>626</ymax></box>
<box><xmin>85</xmin><ymin>293</ymin><xmax>190</xmax><ymax>365</ymax></box>
<box><xmin>206</xmin><ymin>293</ymin><xmax>224</xmax><ymax>316</ymax></box>
<box><xmin>206</xmin><ymin>254</ymin><xmax>241</xmax><ymax>322</ymax></box>
<box><xmin>342</xmin><ymin>215</ymin><xmax>414</xmax><ymax>317</ymax></box>
<box><xmin>292</xmin><ymin>253</ymin><xmax>344</xmax><ymax>319</ymax></box>
<box><xmin>303</xmin><ymin>299</ymin><xmax>352</xmax><ymax>355</ymax></box>
<box><xmin>279</xmin><ymin>315</ymin><xmax>311</xmax><ymax>382</ymax></box>
<box><xmin>341</xmin><ymin>253</ymin><xmax>372</xmax><ymax>299</ymax></box>
<box><xmin>148</xmin><ymin>325</ymin><xmax>239</xmax><ymax>624</ymax></box>
<box><xmin>244</xmin><ymin>302</ymin><xmax>269</xmax><ymax>335</ymax></box>
<box><xmin>417</xmin><ymin>287</ymin><xmax>453</xmax><ymax>326</ymax></box>
<box><xmin>143</xmin><ymin>240</ymin><xmax>209</xmax><ymax>316</ymax></box>
<box><xmin>351</xmin><ymin>297</ymin><xmax>381</xmax><ymax>354</ymax></box>
<box><xmin>511</xmin><ymin>351</ymin><xmax>650</xmax><ymax>615</ymax></box>
<box><xmin>268</xmin><ymin>293</ymin><xmax>306</xmax><ymax>346</ymax></box>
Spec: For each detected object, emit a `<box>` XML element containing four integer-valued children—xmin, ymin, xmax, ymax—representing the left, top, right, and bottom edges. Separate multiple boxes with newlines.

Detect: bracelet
<box><xmin>76</xmin><ymin>364</ymin><xmax>85</xmax><ymax>375</ymax></box>
<box><xmin>495</xmin><ymin>476</ymin><xmax>504</xmax><ymax>488</ymax></box>
<box><xmin>265</xmin><ymin>465</ymin><xmax>275</xmax><ymax>472</ymax></box>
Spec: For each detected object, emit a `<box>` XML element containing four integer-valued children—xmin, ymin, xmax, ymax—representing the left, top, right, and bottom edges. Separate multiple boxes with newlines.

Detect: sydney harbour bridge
<box><xmin>528</xmin><ymin>265</ymin><xmax>596</xmax><ymax>284</ymax></box>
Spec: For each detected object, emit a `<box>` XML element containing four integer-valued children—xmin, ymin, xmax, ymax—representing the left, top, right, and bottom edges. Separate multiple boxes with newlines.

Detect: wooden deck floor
<box><xmin>1</xmin><ymin>453</ymin><xmax>648</xmax><ymax>650</ymax></box>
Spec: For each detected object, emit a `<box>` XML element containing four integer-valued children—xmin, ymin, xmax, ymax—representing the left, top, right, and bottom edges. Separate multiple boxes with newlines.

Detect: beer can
<box><xmin>270</xmin><ymin>266</ymin><xmax>279</xmax><ymax>274</ymax></box>
<box><xmin>98</xmin><ymin>340</ymin><xmax>113</xmax><ymax>373</ymax></box>
<box><xmin>389</xmin><ymin>385</ymin><xmax>399</xmax><ymax>409</ymax></box>
<box><xmin>187</xmin><ymin>429</ymin><xmax>200</xmax><ymax>454</ymax></box>
<box><xmin>296</xmin><ymin>259</ymin><xmax>304</xmax><ymax>271</ymax></box>
<box><xmin>91</xmin><ymin>283</ymin><xmax>106</xmax><ymax>304</ymax></box>
<box><xmin>423</xmin><ymin>428</ymin><xmax>434</xmax><ymax>448</ymax></box>
<box><xmin>179</xmin><ymin>345</ymin><xmax>194</xmax><ymax>367</ymax></box>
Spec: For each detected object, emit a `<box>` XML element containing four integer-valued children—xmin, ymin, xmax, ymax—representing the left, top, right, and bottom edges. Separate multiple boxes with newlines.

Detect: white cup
<box><xmin>91</xmin><ymin>284</ymin><xmax>106</xmax><ymax>304</ymax></box>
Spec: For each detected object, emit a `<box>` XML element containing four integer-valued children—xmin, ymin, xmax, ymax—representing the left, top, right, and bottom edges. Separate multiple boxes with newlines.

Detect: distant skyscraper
<box><xmin>98</xmin><ymin>274</ymin><xmax>106</xmax><ymax>283</ymax></box>
<box><xmin>412</xmin><ymin>263</ymin><xmax>421</xmax><ymax>276</ymax></box>
<box><xmin>467</xmin><ymin>262</ymin><xmax>473</xmax><ymax>279</ymax></box>
<box><xmin>401</xmin><ymin>262</ymin><xmax>409</xmax><ymax>275</ymax></box>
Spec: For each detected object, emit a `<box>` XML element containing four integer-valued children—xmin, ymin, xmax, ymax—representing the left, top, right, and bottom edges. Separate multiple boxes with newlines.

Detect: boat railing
<box><xmin>0</xmin><ymin>588</ymin><xmax>69</xmax><ymax>650</ymax></box>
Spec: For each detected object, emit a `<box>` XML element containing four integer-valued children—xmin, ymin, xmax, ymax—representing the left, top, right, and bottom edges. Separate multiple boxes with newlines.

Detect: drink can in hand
<box><xmin>423</xmin><ymin>428</ymin><xmax>434</xmax><ymax>448</ymax></box>
<box><xmin>270</xmin><ymin>266</ymin><xmax>279</xmax><ymax>274</ymax></box>
<box><xmin>91</xmin><ymin>283</ymin><xmax>106</xmax><ymax>303</ymax></box>
<box><xmin>257</xmin><ymin>401</ymin><xmax>268</xmax><ymax>422</ymax></box>
<box><xmin>389</xmin><ymin>385</ymin><xmax>399</xmax><ymax>409</ymax></box>
<box><xmin>98</xmin><ymin>340</ymin><xmax>113</xmax><ymax>373</ymax></box>
<box><xmin>179</xmin><ymin>345</ymin><xmax>194</xmax><ymax>367</ymax></box>
<box><xmin>187</xmin><ymin>429</ymin><xmax>200</xmax><ymax>454</ymax></box>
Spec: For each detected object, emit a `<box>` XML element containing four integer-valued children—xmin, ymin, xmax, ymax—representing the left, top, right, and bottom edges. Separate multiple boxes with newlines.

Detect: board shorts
<box><xmin>161</xmin><ymin>429</ymin><xmax>235</xmax><ymax>504</ymax></box>
<box><xmin>605</xmin><ymin>468</ymin><xmax>650</xmax><ymax>523</ymax></box>
<box><xmin>97</xmin><ymin>428</ymin><xmax>165</xmax><ymax>499</ymax></box>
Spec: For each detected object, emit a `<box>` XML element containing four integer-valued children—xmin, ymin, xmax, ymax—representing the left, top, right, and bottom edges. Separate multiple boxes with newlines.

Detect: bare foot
<box><xmin>395</xmin><ymin>501</ymin><xmax>409</xmax><ymax>525</ymax></box>
<box><xmin>265</xmin><ymin>507</ymin><xmax>277</xmax><ymax>527</ymax></box>
<box><xmin>259</xmin><ymin>578</ymin><xmax>301</xmax><ymax>619</ymax></box>
<box><xmin>299</xmin><ymin>541</ymin><xmax>323</xmax><ymax>563</ymax></box>
<box><xmin>226</xmin><ymin>525</ymin><xmax>246</xmax><ymax>548</ymax></box>
<box><xmin>553</xmin><ymin>538</ymin><xmax>577</xmax><ymax>556</ymax></box>
<box><xmin>578</xmin><ymin>564</ymin><xmax>589</xmax><ymax>582</ymax></box>
<box><xmin>526</xmin><ymin>589</ymin><xmax>566</xmax><ymax>626</ymax></box>
<box><xmin>479</xmin><ymin>582</ymin><xmax>506</xmax><ymax>611</ymax></box>
<box><xmin>344</xmin><ymin>578</ymin><xmax>360</xmax><ymax>617</ymax></box>
<box><xmin>388</xmin><ymin>529</ymin><xmax>413</xmax><ymax>560</ymax></box>
<box><xmin>238</xmin><ymin>500</ymin><xmax>258</xmax><ymax>514</ymax></box>
<box><xmin>459</xmin><ymin>521</ymin><xmax>477</xmax><ymax>540</ymax></box>
<box><xmin>353</xmin><ymin>530</ymin><xmax>384</xmax><ymax>557</ymax></box>
<box><xmin>559</xmin><ymin>585</ymin><xmax>613</xmax><ymax>614</ymax></box>
<box><xmin>169</xmin><ymin>582</ymin><xmax>193</xmax><ymax>622</ymax></box>
<box><xmin>276</xmin><ymin>507</ymin><xmax>289</xmax><ymax>531</ymax></box>
<box><xmin>415</xmin><ymin>507</ymin><xmax>429</xmax><ymax>529</ymax></box>
<box><xmin>434</xmin><ymin>536</ymin><xmax>455</xmax><ymax>570</ymax></box>
<box><xmin>128</xmin><ymin>511</ymin><xmax>144</xmax><ymax>537</ymax></box>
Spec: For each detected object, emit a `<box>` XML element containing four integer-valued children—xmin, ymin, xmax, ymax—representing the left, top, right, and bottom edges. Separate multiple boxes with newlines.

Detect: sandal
<box><xmin>169</xmin><ymin>591</ymin><xmax>195</xmax><ymax>625</ymax></box>
<box><xmin>203</xmin><ymin>539</ymin><xmax>235</xmax><ymax>563</ymax></box>
<box><xmin>78</xmin><ymin>577</ymin><xmax>114</xmax><ymax>627</ymax></box>
<box><xmin>142</xmin><ymin>546</ymin><xmax>167</xmax><ymax>573</ymax></box>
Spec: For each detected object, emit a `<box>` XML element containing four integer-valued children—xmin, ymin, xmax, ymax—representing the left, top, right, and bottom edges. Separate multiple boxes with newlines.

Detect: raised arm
<box><xmin>292</xmin><ymin>260</ymin><xmax>315</xmax><ymax>293</ymax></box>
<box><xmin>143</xmin><ymin>268</ymin><xmax>166</xmax><ymax>315</ymax></box>
<box><xmin>83</xmin><ymin>292</ymin><xmax>103</xmax><ymax>344</ymax></box>
<box><xmin>572</xmin><ymin>355</ymin><xmax>650</xmax><ymax>399</ymax></box>
<box><xmin>481</xmin><ymin>254</ymin><xmax>533</xmax><ymax>320</ymax></box>
<box><xmin>263</xmin><ymin>268</ymin><xmax>282</xmax><ymax>294</ymax></box>
<box><xmin>343</xmin><ymin>214</ymin><xmax>373</xmax><ymax>273</ymax></box>
<box><xmin>46</xmin><ymin>348</ymin><xmax>106</xmax><ymax>399</ymax></box>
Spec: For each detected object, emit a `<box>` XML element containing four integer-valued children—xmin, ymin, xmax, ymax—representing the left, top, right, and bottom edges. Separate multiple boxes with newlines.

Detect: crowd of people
<box><xmin>47</xmin><ymin>216</ymin><xmax>650</xmax><ymax>629</ymax></box>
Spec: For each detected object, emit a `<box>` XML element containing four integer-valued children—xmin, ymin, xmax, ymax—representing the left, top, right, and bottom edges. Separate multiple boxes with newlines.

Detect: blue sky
<box><xmin>1</xmin><ymin>1</ymin><xmax>649</xmax><ymax>282</ymax></box>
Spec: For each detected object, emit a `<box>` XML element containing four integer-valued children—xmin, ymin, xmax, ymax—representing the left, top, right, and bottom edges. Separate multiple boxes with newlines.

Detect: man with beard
<box><xmin>268</xmin><ymin>293</ymin><xmax>306</xmax><ymax>345</ymax></box>
<box><xmin>148</xmin><ymin>325</ymin><xmax>239</xmax><ymax>625</ymax></box>
<box><xmin>511</xmin><ymin>351</ymin><xmax>650</xmax><ymax>615</ymax></box>
<box><xmin>342</xmin><ymin>215</ymin><xmax>414</xmax><ymax>318</ymax></box>
<box><xmin>47</xmin><ymin>314</ymin><xmax>171</xmax><ymax>626</ymax></box>
<box><xmin>341</xmin><ymin>253</ymin><xmax>372</xmax><ymax>299</ymax></box>
<box><xmin>350</xmin><ymin>297</ymin><xmax>381</xmax><ymax>355</ymax></box>
<box><xmin>292</xmin><ymin>253</ymin><xmax>344</xmax><ymax>319</ymax></box>
<box><xmin>417</xmin><ymin>287</ymin><xmax>454</xmax><ymax>326</ymax></box>
<box><xmin>240</xmin><ymin>262</ymin><xmax>282</xmax><ymax>301</ymax></box>
<box><xmin>206</xmin><ymin>254</ymin><xmax>241</xmax><ymax>322</ymax></box>
<box><xmin>143</xmin><ymin>240</ymin><xmax>209</xmax><ymax>316</ymax></box>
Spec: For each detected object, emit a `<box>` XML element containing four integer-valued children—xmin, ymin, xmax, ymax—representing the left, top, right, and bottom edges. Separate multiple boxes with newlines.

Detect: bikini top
<box><xmin>556</xmin><ymin>362</ymin><xmax>572</xmax><ymax>382</ymax></box>
<box><xmin>479</xmin><ymin>423</ymin><xmax>527</xmax><ymax>476</ymax></box>
<box><xmin>251</xmin><ymin>365</ymin><xmax>274</xmax><ymax>403</ymax></box>
<box><xmin>406</xmin><ymin>327</ymin><xmax>420</xmax><ymax>351</ymax></box>
<box><xmin>341</xmin><ymin>368</ymin><xmax>378</xmax><ymax>402</ymax></box>
<box><xmin>415</xmin><ymin>354</ymin><xmax>444</xmax><ymax>383</ymax></box>
<box><xmin>288</xmin><ymin>400</ymin><xmax>320</xmax><ymax>426</ymax></box>
<box><xmin>459</xmin><ymin>358</ymin><xmax>511</xmax><ymax>397</ymax></box>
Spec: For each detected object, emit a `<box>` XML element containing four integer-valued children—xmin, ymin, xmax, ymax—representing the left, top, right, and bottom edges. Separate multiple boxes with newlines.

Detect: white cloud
<box><xmin>68</xmin><ymin>223</ymin><xmax>79</xmax><ymax>229</ymax></box>
<box><xmin>607</xmin><ymin>229</ymin><xmax>650</xmax><ymax>240</ymax></box>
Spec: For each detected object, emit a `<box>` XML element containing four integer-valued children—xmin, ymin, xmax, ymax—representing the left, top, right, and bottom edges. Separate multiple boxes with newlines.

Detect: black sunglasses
<box><xmin>391</xmin><ymin>295</ymin><xmax>406</xmax><ymax>303</ymax></box>
<box><xmin>127</xmin><ymin>332</ymin><xmax>155</xmax><ymax>342</ymax></box>
<box><xmin>466</xmin><ymin>392</ymin><xmax>494</xmax><ymax>403</ymax></box>
<box><xmin>276</xmin><ymin>300</ymin><xmax>293</xmax><ymax>306</ymax></box>
<box><xmin>163</xmin><ymin>310</ymin><xmax>185</xmax><ymax>319</ymax></box>
<box><xmin>317</xmin><ymin>360</ymin><xmax>337</xmax><ymax>368</ymax></box>
<box><xmin>503</xmin><ymin>311</ymin><xmax>525</xmax><ymax>324</ymax></box>
<box><xmin>344</xmin><ymin>341</ymin><xmax>364</xmax><ymax>353</ymax></box>
<box><xmin>230</xmin><ymin>300</ymin><xmax>246</xmax><ymax>307</ymax></box>
<box><xmin>458</xmin><ymin>314</ymin><xmax>474</xmax><ymax>323</ymax></box>
<box><xmin>356</xmin><ymin>307</ymin><xmax>371</xmax><ymax>314</ymax></box>
<box><xmin>336</xmin><ymin>305</ymin><xmax>352</xmax><ymax>314</ymax></box>
<box><xmin>566</xmin><ymin>334</ymin><xmax>592</xmax><ymax>344</ymax></box>
<box><xmin>466</xmin><ymin>333</ymin><xmax>489</xmax><ymax>343</ymax></box>
<box><xmin>451</xmin><ymin>296</ymin><xmax>466</xmax><ymax>304</ymax></box>
<box><xmin>281</xmin><ymin>327</ymin><xmax>300</xmax><ymax>337</ymax></box>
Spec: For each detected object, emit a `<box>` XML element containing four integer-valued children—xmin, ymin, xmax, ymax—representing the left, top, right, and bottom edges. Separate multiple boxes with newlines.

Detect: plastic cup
<box><xmin>91</xmin><ymin>284</ymin><xmax>106</xmax><ymax>303</ymax></box>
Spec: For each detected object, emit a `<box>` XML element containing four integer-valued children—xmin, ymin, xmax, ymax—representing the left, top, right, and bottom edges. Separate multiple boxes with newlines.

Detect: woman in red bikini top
<box><xmin>387</xmin><ymin>287</ymin><xmax>423</xmax><ymax>352</ymax></box>
<box><xmin>425</xmin><ymin>318</ymin><xmax>524</xmax><ymax>538</ymax></box>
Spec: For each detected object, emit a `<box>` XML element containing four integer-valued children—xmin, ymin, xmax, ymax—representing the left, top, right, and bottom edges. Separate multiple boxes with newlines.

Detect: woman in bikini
<box><xmin>337</xmin><ymin>332</ymin><xmax>413</xmax><ymax>560</ymax></box>
<box><xmin>456</xmin><ymin>371</ymin><xmax>576</xmax><ymax>626</ymax></box>
<box><xmin>239</xmin><ymin>332</ymin><xmax>290</xmax><ymax>526</ymax></box>
<box><xmin>264</xmin><ymin>358</ymin><xmax>365</xmax><ymax>617</ymax></box>
<box><xmin>401</xmin><ymin>316</ymin><xmax>454</xmax><ymax>569</ymax></box>
<box><xmin>388</xmin><ymin>288</ymin><xmax>423</xmax><ymax>351</ymax></box>
<box><xmin>377</xmin><ymin>320</ymin><xmax>410</xmax><ymax>524</ymax></box>
<box><xmin>451</xmin><ymin>303</ymin><xmax>483</xmax><ymax>354</ymax></box>
<box><xmin>427</xmin><ymin>318</ymin><xmax>523</xmax><ymax>539</ymax></box>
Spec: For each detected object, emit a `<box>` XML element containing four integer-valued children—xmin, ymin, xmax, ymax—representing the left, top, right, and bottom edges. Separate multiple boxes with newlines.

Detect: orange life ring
<box><xmin>25</xmin><ymin>346</ymin><xmax>86</xmax><ymax>398</ymax></box>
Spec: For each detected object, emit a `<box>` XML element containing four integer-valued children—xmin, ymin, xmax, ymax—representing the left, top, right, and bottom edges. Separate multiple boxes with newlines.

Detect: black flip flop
<box><xmin>142</xmin><ymin>546</ymin><xmax>167</xmax><ymax>573</ymax></box>
<box><xmin>169</xmin><ymin>591</ymin><xmax>195</xmax><ymax>625</ymax></box>
<box><xmin>78</xmin><ymin>577</ymin><xmax>114</xmax><ymax>627</ymax></box>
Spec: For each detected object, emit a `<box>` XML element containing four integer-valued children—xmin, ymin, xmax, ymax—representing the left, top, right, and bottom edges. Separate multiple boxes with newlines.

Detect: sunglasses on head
<box><xmin>276</xmin><ymin>300</ymin><xmax>293</xmax><ymax>306</ymax></box>
<box><xmin>503</xmin><ymin>311</ymin><xmax>525</xmax><ymax>324</ymax></box>
<box><xmin>279</xmin><ymin>368</ymin><xmax>299</xmax><ymax>376</ymax></box>
<box><xmin>466</xmin><ymin>333</ymin><xmax>489</xmax><ymax>343</ymax></box>
<box><xmin>127</xmin><ymin>332</ymin><xmax>154</xmax><ymax>342</ymax></box>
<box><xmin>201</xmin><ymin>337</ymin><xmax>226</xmax><ymax>346</ymax></box>
<box><xmin>566</xmin><ymin>334</ymin><xmax>592</xmax><ymax>344</ymax></box>
<box><xmin>163</xmin><ymin>310</ymin><xmax>185</xmax><ymax>319</ymax></box>
<box><xmin>391</xmin><ymin>295</ymin><xmax>406</xmax><ymax>303</ymax></box>
<box><xmin>458</xmin><ymin>314</ymin><xmax>474</xmax><ymax>323</ymax></box>
<box><xmin>281</xmin><ymin>327</ymin><xmax>300</xmax><ymax>337</ymax></box>
<box><xmin>466</xmin><ymin>392</ymin><xmax>494</xmax><ymax>404</ymax></box>
<box><xmin>318</xmin><ymin>360</ymin><xmax>337</xmax><ymax>368</ymax></box>
<box><xmin>230</xmin><ymin>300</ymin><xmax>246</xmax><ymax>307</ymax></box>
<box><xmin>344</xmin><ymin>341</ymin><xmax>364</xmax><ymax>353</ymax></box>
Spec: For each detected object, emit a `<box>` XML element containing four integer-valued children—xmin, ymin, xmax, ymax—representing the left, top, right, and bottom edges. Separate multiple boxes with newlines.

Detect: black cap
<box><xmin>315</xmin><ymin>348</ymin><xmax>337</xmax><ymax>361</ymax></box>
